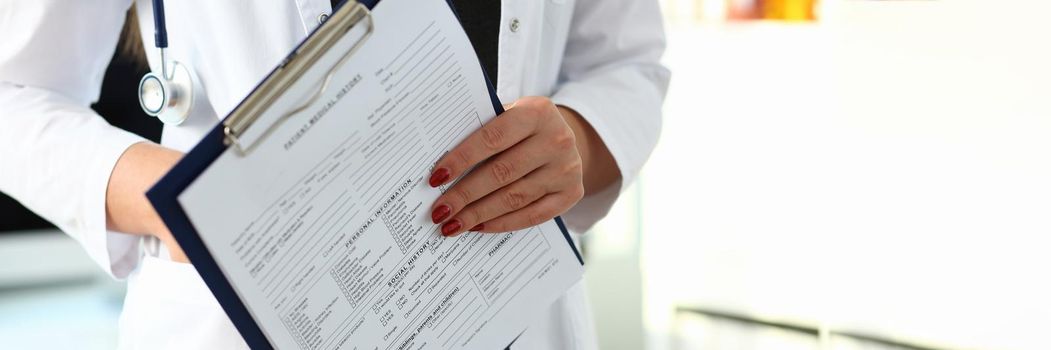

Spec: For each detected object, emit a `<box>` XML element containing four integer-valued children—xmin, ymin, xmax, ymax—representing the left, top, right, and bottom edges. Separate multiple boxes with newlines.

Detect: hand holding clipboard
<box><xmin>148</xmin><ymin>0</ymin><xmax>583</xmax><ymax>348</ymax></box>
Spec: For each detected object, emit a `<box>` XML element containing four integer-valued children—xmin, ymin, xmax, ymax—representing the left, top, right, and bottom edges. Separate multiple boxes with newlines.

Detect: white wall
<box><xmin>640</xmin><ymin>1</ymin><xmax>1051</xmax><ymax>349</ymax></box>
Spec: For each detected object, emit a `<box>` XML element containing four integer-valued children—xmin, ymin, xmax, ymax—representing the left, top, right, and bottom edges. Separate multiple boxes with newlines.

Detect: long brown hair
<box><xmin>120</xmin><ymin>6</ymin><xmax>147</xmax><ymax>67</ymax></box>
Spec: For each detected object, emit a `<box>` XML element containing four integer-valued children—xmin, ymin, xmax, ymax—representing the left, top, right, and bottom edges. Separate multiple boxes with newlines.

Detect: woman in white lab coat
<box><xmin>0</xmin><ymin>0</ymin><xmax>668</xmax><ymax>348</ymax></box>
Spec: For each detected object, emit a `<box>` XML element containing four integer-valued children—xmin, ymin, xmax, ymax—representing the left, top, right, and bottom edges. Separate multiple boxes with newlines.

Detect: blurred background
<box><xmin>2</xmin><ymin>0</ymin><xmax>1050</xmax><ymax>349</ymax></box>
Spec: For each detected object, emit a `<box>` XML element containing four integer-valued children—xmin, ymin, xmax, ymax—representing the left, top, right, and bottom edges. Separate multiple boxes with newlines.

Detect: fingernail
<box><xmin>441</xmin><ymin>219</ymin><xmax>462</xmax><ymax>236</ymax></box>
<box><xmin>470</xmin><ymin>224</ymin><xmax>484</xmax><ymax>232</ymax></box>
<box><xmin>429</xmin><ymin>167</ymin><xmax>450</xmax><ymax>187</ymax></box>
<box><xmin>431</xmin><ymin>205</ymin><xmax>451</xmax><ymax>224</ymax></box>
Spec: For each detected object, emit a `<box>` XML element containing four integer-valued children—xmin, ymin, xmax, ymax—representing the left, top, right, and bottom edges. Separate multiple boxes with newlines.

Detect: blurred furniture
<box><xmin>674</xmin><ymin>306</ymin><xmax>945</xmax><ymax>350</ymax></box>
<box><xmin>0</xmin><ymin>230</ymin><xmax>100</xmax><ymax>287</ymax></box>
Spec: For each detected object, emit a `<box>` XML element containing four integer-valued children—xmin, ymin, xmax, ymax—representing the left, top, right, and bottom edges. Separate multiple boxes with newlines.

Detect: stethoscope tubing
<box><xmin>139</xmin><ymin>0</ymin><xmax>194</xmax><ymax>125</ymax></box>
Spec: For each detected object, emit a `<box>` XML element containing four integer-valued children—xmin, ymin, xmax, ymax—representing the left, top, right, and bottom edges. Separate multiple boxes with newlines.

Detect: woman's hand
<box><xmin>107</xmin><ymin>142</ymin><xmax>188</xmax><ymax>262</ymax></box>
<box><xmin>428</xmin><ymin>96</ymin><xmax>587</xmax><ymax>237</ymax></box>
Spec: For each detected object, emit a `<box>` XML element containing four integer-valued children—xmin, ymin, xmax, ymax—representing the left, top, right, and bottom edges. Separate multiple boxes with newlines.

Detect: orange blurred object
<box><xmin>761</xmin><ymin>0</ymin><xmax>818</xmax><ymax>21</ymax></box>
<box><xmin>725</xmin><ymin>0</ymin><xmax>818</xmax><ymax>21</ymax></box>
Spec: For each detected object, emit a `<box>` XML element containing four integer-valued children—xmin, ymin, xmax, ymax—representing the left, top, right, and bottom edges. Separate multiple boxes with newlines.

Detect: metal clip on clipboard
<box><xmin>222</xmin><ymin>1</ymin><xmax>375</xmax><ymax>156</ymax></box>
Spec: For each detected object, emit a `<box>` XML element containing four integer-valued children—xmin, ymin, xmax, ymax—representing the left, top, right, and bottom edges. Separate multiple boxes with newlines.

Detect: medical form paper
<box><xmin>172</xmin><ymin>0</ymin><xmax>584</xmax><ymax>349</ymax></box>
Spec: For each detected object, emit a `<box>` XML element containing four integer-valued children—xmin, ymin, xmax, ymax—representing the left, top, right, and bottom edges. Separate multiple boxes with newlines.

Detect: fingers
<box><xmin>468</xmin><ymin>189</ymin><xmax>583</xmax><ymax>235</ymax></box>
<box><xmin>428</xmin><ymin>97</ymin><xmax>553</xmax><ymax>188</ymax></box>
<box><xmin>427</xmin><ymin>96</ymin><xmax>582</xmax><ymax>237</ymax></box>
<box><xmin>429</xmin><ymin>135</ymin><xmax>554</xmax><ymax>223</ymax></box>
<box><xmin>438</xmin><ymin>180</ymin><xmax>546</xmax><ymax>236</ymax></box>
<box><xmin>439</xmin><ymin>161</ymin><xmax>583</xmax><ymax>237</ymax></box>
<box><xmin>437</xmin><ymin>165</ymin><xmax>561</xmax><ymax>236</ymax></box>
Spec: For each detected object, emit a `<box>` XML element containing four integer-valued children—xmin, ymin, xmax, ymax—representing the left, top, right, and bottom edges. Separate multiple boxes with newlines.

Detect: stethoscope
<box><xmin>136</xmin><ymin>0</ymin><xmax>193</xmax><ymax>258</ymax></box>
<box><xmin>137</xmin><ymin>0</ymin><xmax>195</xmax><ymax>125</ymax></box>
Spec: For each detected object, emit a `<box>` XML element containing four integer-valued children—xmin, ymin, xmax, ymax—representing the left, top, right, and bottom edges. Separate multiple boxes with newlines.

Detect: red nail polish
<box><xmin>429</xmin><ymin>167</ymin><xmax>450</xmax><ymax>187</ymax></box>
<box><xmin>470</xmin><ymin>224</ymin><xmax>484</xmax><ymax>232</ymax></box>
<box><xmin>431</xmin><ymin>205</ymin><xmax>451</xmax><ymax>224</ymax></box>
<box><xmin>441</xmin><ymin>220</ymin><xmax>462</xmax><ymax>236</ymax></box>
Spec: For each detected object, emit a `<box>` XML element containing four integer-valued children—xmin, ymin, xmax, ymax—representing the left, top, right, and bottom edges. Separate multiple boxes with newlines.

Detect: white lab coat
<box><xmin>0</xmin><ymin>0</ymin><xmax>668</xmax><ymax>348</ymax></box>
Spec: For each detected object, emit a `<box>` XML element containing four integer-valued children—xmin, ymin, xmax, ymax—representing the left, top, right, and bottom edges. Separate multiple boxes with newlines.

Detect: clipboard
<box><xmin>146</xmin><ymin>1</ymin><xmax>583</xmax><ymax>348</ymax></box>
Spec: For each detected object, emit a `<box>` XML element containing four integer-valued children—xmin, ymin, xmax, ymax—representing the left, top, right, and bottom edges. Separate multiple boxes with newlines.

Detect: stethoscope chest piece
<box><xmin>138</xmin><ymin>60</ymin><xmax>193</xmax><ymax>125</ymax></box>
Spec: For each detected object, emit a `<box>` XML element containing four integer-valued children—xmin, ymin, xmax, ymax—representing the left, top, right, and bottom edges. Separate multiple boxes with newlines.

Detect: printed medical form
<box><xmin>173</xmin><ymin>0</ymin><xmax>584</xmax><ymax>348</ymax></box>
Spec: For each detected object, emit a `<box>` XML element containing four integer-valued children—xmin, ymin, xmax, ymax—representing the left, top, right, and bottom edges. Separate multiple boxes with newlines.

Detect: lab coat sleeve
<box><xmin>0</xmin><ymin>0</ymin><xmax>145</xmax><ymax>278</ymax></box>
<box><xmin>549</xmin><ymin>0</ymin><xmax>670</xmax><ymax>233</ymax></box>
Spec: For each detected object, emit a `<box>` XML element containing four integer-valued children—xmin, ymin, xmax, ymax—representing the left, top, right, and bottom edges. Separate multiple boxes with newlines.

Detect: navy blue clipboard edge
<box><xmin>145</xmin><ymin>1</ymin><xmax>583</xmax><ymax>349</ymax></box>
